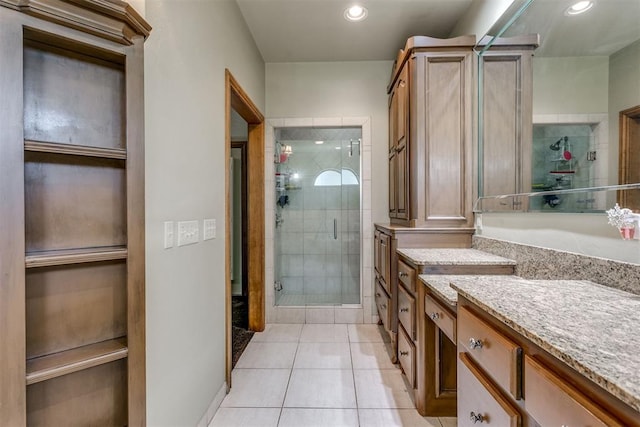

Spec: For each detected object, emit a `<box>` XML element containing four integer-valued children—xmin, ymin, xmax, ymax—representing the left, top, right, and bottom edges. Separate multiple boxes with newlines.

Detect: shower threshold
<box><xmin>277</xmin><ymin>292</ymin><xmax>360</xmax><ymax>306</ymax></box>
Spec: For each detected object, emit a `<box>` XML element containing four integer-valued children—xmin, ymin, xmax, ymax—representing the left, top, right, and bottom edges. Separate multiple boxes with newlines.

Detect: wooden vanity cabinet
<box><xmin>423</xmin><ymin>293</ymin><xmax>457</xmax><ymax>416</ymax></box>
<box><xmin>387</xmin><ymin>36</ymin><xmax>475</xmax><ymax>228</ymax></box>
<box><xmin>457</xmin><ymin>298</ymin><xmax>640</xmax><ymax>427</ymax></box>
<box><xmin>396</xmin><ymin>254</ymin><xmax>515</xmax><ymax>416</ymax></box>
<box><xmin>0</xmin><ymin>3</ymin><xmax>150</xmax><ymax>426</ymax></box>
<box><xmin>373</xmin><ymin>224</ymin><xmax>474</xmax><ymax>365</ymax></box>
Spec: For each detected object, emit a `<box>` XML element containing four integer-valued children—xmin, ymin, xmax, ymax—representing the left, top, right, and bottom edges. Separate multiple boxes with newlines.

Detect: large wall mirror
<box><xmin>479</xmin><ymin>0</ymin><xmax>640</xmax><ymax>213</ymax></box>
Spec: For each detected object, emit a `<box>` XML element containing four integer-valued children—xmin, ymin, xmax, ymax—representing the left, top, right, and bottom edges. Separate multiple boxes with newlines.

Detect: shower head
<box><xmin>549</xmin><ymin>136</ymin><xmax>568</xmax><ymax>151</ymax></box>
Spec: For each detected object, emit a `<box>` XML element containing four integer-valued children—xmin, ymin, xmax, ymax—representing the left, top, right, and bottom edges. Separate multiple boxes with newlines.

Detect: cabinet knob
<box><xmin>381</xmin><ymin>304</ymin><xmax>387</xmax><ymax>309</ymax></box>
<box><xmin>376</xmin><ymin>293</ymin><xmax>381</xmax><ymax>297</ymax></box>
<box><xmin>430</xmin><ymin>312</ymin><xmax>440</xmax><ymax>320</ymax></box>
<box><xmin>470</xmin><ymin>412</ymin><xmax>485</xmax><ymax>424</ymax></box>
<box><xmin>399</xmin><ymin>272</ymin><xmax>409</xmax><ymax>278</ymax></box>
<box><xmin>469</xmin><ymin>338</ymin><xmax>484</xmax><ymax>349</ymax></box>
<box><xmin>400</xmin><ymin>351</ymin><xmax>409</xmax><ymax>356</ymax></box>
<box><xmin>400</xmin><ymin>307</ymin><xmax>409</xmax><ymax>313</ymax></box>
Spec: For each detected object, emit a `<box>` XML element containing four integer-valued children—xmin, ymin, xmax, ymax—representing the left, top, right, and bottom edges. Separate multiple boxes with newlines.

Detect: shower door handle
<box><xmin>333</xmin><ymin>219</ymin><xmax>337</xmax><ymax>240</ymax></box>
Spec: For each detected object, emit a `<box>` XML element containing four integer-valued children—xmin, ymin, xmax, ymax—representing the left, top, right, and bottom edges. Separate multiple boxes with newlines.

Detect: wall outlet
<box><xmin>204</xmin><ymin>219</ymin><xmax>216</xmax><ymax>240</ymax></box>
<box><xmin>164</xmin><ymin>221</ymin><xmax>174</xmax><ymax>249</ymax></box>
<box><xmin>177</xmin><ymin>220</ymin><xmax>199</xmax><ymax>246</ymax></box>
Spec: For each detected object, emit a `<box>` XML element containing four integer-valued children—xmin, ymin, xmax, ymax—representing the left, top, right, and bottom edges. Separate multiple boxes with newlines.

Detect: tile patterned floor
<box><xmin>210</xmin><ymin>323</ymin><xmax>457</xmax><ymax>427</ymax></box>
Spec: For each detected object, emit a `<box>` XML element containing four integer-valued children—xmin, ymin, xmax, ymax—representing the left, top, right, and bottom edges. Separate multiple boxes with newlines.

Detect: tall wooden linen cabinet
<box><xmin>388</xmin><ymin>36</ymin><xmax>476</xmax><ymax>228</ymax></box>
<box><xmin>0</xmin><ymin>2</ymin><xmax>150</xmax><ymax>425</ymax></box>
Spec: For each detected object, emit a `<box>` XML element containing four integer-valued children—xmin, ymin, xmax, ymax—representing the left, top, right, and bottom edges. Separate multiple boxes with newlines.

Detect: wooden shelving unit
<box><xmin>0</xmin><ymin>2</ymin><xmax>150</xmax><ymax>425</ymax></box>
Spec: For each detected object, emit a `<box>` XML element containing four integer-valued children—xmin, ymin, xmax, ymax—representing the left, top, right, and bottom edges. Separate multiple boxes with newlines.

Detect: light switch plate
<box><xmin>164</xmin><ymin>221</ymin><xmax>174</xmax><ymax>249</ymax></box>
<box><xmin>177</xmin><ymin>220</ymin><xmax>199</xmax><ymax>246</ymax></box>
<box><xmin>204</xmin><ymin>219</ymin><xmax>216</xmax><ymax>240</ymax></box>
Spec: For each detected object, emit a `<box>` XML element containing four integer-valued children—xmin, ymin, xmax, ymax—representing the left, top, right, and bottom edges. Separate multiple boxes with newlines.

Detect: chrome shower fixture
<box><xmin>550</xmin><ymin>136</ymin><xmax>568</xmax><ymax>151</ymax></box>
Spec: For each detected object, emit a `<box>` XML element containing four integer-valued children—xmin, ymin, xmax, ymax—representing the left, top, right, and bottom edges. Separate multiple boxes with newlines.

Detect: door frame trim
<box><xmin>225</xmin><ymin>70</ymin><xmax>265</xmax><ymax>389</ymax></box>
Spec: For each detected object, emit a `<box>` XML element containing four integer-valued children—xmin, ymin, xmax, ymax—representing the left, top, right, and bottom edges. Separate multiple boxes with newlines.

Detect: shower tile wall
<box><xmin>276</xmin><ymin>128</ymin><xmax>361</xmax><ymax>306</ymax></box>
<box><xmin>532</xmin><ymin>123</ymin><xmax>598</xmax><ymax>211</ymax></box>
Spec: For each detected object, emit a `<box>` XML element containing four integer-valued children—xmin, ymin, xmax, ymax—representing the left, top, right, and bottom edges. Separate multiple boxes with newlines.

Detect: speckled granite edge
<box><xmin>397</xmin><ymin>248</ymin><xmax>517</xmax><ymax>266</ymax></box>
<box><xmin>473</xmin><ymin>236</ymin><xmax>640</xmax><ymax>295</ymax></box>
<box><xmin>451</xmin><ymin>277</ymin><xmax>640</xmax><ymax>413</ymax></box>
<box><xmin>418</xmin><ymin>274</ymin><xmax>459</xmax><ymax>306</ymax></box>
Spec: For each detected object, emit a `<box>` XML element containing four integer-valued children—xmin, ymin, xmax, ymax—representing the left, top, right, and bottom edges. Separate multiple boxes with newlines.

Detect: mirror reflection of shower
<box><xmin>532</xmin><ymin>123</ymin><xmax>602</xmax><ymax>211</ymax></box>
<box><xmin>273</xmin><ymin>127</ymin><xmax>361</xmax><ymax>306</ymax></box>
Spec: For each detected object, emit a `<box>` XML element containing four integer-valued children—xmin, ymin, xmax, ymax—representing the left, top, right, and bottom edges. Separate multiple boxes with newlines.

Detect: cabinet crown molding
<box><xmin>388</xmin><ymin>35</ymin><xmax>477</xmax><ymax>93</ymax></box>
<box><xmin>1</xmin><ymin>0</ymin><xmax>151</xmax><ymax>45</ymax></box>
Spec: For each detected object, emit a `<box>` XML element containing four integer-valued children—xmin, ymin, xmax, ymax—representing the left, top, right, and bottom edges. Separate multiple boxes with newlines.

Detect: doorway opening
<box><xmin>618</xmin><ymin>105</ymin><xmax>640</xmax><ymax>210</ymax></box>
<box><xmin>225</xmin><ymin>70</ymin><xmax>264</xmax><ymax>387</ymax></box>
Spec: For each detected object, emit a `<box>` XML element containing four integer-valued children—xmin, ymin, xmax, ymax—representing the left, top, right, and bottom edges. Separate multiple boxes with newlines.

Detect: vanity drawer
<box><xmin>398</xmin><ymin>324</ymin><xmax>416</xmax><ymax>387</ymax></box>
<box><xmin>458</xmin><ymin>352</ymin><xmax>521</xmax><ymax>427</ymax></box>
<box><xmin>425</xmin><ymin>295</ymin><xmax>456</xmax><ymax>343</ymax></box>
<box><xmin>458</xmin><ymin>306</ymin><xmax>522</xmax><ymax>399</ymax></box>
<box><xmin>374</xmin><ymin>280</ymin><xmax>390</xmax><ymax>331</ymax></box>
<box><xmin>397</xmin><ymin>259</ymin><xmax>415</xmax><ymax>293</ymax></box>
<box><xmin>398</xmin><ymin>284</ymin><xmax>415</xmax><ymax>340</ymax></box>
<box><xmin>524</xmin><ymin>355</ymin><xmax>623</xmax><ymax>427</ymax></box>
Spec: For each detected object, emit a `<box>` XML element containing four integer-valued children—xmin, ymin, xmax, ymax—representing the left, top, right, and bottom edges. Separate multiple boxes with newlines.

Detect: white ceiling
<box><xmin>502</xmin><ymin>0</ymin><xmax>640</xmax><ymax>57</ymax></box>
<box><xmin>236</xmin><ymin>0</ymin><xmax>640</xmax><ymax>62</ymax></box>
<box><xmin>235</xmin><ymin>0</ymin><xmax>474</xmax><ymax>62</ymax></box>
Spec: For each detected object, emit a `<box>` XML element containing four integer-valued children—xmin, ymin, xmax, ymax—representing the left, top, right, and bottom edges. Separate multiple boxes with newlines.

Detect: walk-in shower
<box><xmin>274</xmin><ymin>127</ymin><xmax>361</xmax><ymax>306</ymax></box>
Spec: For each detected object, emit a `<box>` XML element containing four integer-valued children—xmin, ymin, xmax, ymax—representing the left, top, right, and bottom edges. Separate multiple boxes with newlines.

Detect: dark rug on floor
<box><xmin>232</xmin><ymin>296</ymin><xmax>253</xmax><ymax>368</ymax></box>
<box><xmin>232</xmin><ymin>326</ymin><xmax>254</xmax><ymax>368</ymax></box>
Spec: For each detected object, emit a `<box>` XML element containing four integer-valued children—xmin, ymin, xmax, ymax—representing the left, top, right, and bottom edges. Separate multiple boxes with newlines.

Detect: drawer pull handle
<box><xmin>470</xmin><ymin>412</ymin><xmax>485</xmax><ymax>424</ymax></box>
<box><xmin>469</xmin><ymin>338</ymin><xmax>484</xmax><ymax>349</ymax></box>
<box><xmin>400</xmin><ymin>307</ymin><xmax>409</xmax><ymax>312</ymax></box>
<box><xmin>400</xmin><ymin>351</ymin><xmax>409</xmax><ymax>356</ymax></box>
<box><xmin>430</xmin><ymin>312</ymin><xmax>440</xmax><ymax>320</ymax></box>
<box><xmin>399</xmin><ymin>272</ymin><xmax>409</xmax><ymax>278</ymax></box>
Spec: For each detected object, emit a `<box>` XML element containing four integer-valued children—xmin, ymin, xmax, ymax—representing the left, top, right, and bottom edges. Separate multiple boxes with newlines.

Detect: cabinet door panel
<box><xmin>524</xmin><ymin>355</ymin><xmax>623</xmax><ymax>427</ymax></box>
<box><xmin>458</xmin><ymin>306</ymin><xmax>522</xmax><ymax>399</ymax></box>
<box><xmin>398</xmin><ymin>324</ymin><xmax>416</xmax><ymax>387</ymax></box>
<box><xmin>458</xmin><ymin>352</ymin><xmax>521</xmax><ymax>427</ymax></box>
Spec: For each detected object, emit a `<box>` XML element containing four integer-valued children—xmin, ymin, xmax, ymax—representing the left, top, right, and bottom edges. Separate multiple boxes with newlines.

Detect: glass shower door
<box><xmin>339</xmin><ymin>138</ymin><xmax>361</xmax><ymax>304</ymax></box>
<box><xmin>274</xmin><ymin>129</ymin><xmax>361</xmax><ymax>306</ymax></box>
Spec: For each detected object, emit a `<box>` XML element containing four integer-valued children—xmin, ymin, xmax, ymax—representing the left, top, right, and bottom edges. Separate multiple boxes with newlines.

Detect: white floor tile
<box><xmin>306</xmin><ymin>307</ymin><xmax>335</xmax><ymax>323</ymax></box>
<box><xmin>358</xmin><ymin>409</ymin><xmax>442</xmax><ymax>427</ymax></box>
<box><xmin>278</xmin><ymin>408</ymin><xmax>359</xmax><ymax>427</ymax></box>
<box><xmin>284</xmin><ymin>369</ymin><xmax>357</xmax><ymax>408</ymax></box>
<box><xmin>353</xmin><ymin>369</ymin><xmax>415</xmax><ymax>409</ymax></box>
<box><xmin>293</xmin><ymin>342</ymin><xmax>352</xmax><ymax>369</ymax></box>
<box><xmin>299</xmin><ymin>323</ymin><xmax>349</xmax><ymax>343</ymax></box>
<box><xmin>350</xmin><ymin>342</ymin><xmax>396</xmax><ymax>370</ymax></box>
<box><xmin>221</xmin><ymin>369</ymin><xmax>291</xmax><ymax>408</ymax></box>
<box><xmin>251</xmin><ymin>324</ymin><xmax>303</xmax><ymax>342</ymax></box>
<box><xmin>235</xmin><ymin>342</ymin><xmax>298</xmax><ymax>369</ymax></box>
<box><xmin>208</xmin><ymin>408</ymin><xmax>280</xmax><ymax>427</ymax></box>
<box><xmin>347</xmin><ymin>324</ymin><xmax>389</xmax><ymax>343</ymax></box>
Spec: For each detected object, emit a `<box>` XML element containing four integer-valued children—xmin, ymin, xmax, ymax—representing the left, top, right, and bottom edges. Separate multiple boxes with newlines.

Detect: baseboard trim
<box><xmin>197</xmin><ymin>381</ymin><xmax>228</xmax><ymax>427</ymax></box>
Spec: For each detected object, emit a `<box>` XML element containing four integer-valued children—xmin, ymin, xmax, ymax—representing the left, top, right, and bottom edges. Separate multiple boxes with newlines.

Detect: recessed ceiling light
<box><xmin>315</xmin><ymin>140</ymin><xmax>324</xmax><ymax>145</ymax></box>
<box><xmin>344</xmin><ymin>5</ymin><xmax>368</xmax><ymax>22</ymax></box>
<box><xmin>565</xmin><ymin>1</ymin><xmax>594</xmax><ymax>16</ymax></box>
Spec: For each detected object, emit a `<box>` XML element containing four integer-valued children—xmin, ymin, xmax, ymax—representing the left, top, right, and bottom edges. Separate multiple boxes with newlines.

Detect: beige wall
<box><xmin>609</xmin><ymin>39</ymin><xmax>640</xmax><ymax>185</ymax></box>
<box><xmin>266</xmin><ymin>61</ymin><xmax>391</xmax><ymax>225</ymax></box>
<box><xmin>533</xmin><ymin>56</ymin><xmax>609</xmax><ymax>115</ymax></box>
<box><xmin>450</xmin><ymin>0</ymin><xmax>515</xmax><ymax>39</ymax></box>
<box><xmin>144</xmin><ymin>0</ymin><xmax>264</xmax><ymax>425</ymax></box>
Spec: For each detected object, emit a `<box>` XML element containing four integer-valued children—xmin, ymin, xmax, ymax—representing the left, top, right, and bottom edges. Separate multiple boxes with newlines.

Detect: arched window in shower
<box><xmin>273</xmin><ymin>129</ymin><xmax>361</xmax><ymax>306</ymax></box>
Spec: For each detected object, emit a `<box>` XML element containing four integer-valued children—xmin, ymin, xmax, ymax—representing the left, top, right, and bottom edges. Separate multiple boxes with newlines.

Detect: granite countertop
<box><xmin>419</xmin><ymin>274</ymin><xmax>461</xmax><ymax>306</ymax></box>
<box><xmin>450</xmin><ymin>276</ymin><xmax>640</xmax><ymax>413</ymax></box>
<box><xmin>397</xmin><ymin>248</ymin><xmax>516</xmax><ymax>266</ymax></box>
